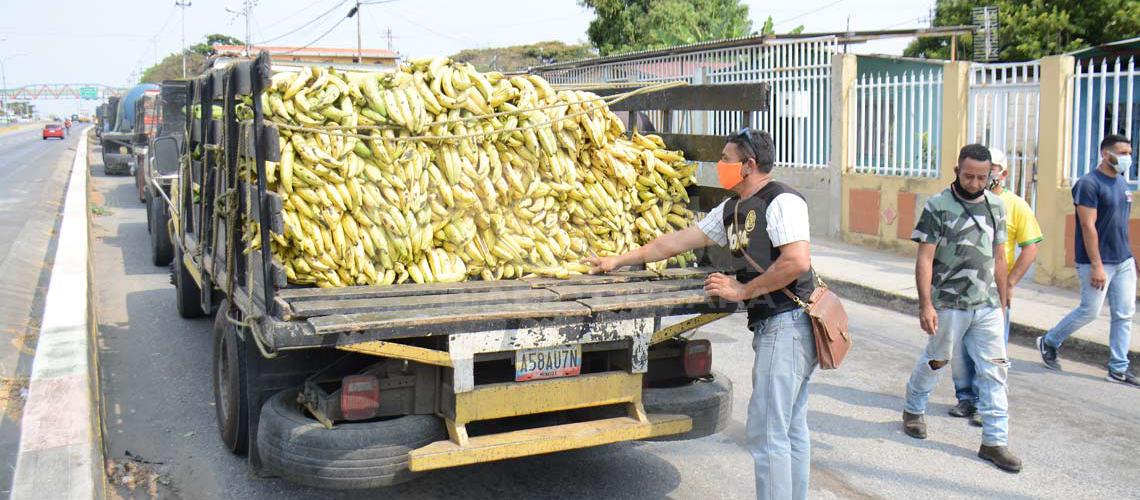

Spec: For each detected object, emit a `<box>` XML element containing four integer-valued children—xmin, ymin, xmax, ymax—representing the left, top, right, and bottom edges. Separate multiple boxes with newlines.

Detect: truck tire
<box><xmin>150</xmin><ymin>195</ymin><xmax>173</xmax><ymax>266</ymax></box>
<box><xmin>641</xmin><ymin>371</ymin><xmax>733</xmax><ymax>441</ymax></box>
<box><xmin>569</xmin><ymin>370</ymin><xmax>732</xmax><ymax>441</ymax></box>
<box><xmin>213</xmin><ymin>300</ymin><xmax>248</xmax><ymax>454</ymax></box>
<box><xmin>145</xmin><ymin>191</ymin><xmax>152</xmax><ymax>234</ymax></box>
<box><xmin>257</xmin><ymin>389</ymin><xmax>446</xmax><ymax>490</ymax></box>
<box><xmin>173</xmin><ymin>247</ymin><xmax>206</xmax><ymax>318</ymax></box>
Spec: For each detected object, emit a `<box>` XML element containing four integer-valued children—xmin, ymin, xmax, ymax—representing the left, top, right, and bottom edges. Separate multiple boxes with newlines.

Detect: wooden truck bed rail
<box><xmin>262</xmin><ymin>267</ymin><xmax>738</xmax><ymax>350</ymax></box>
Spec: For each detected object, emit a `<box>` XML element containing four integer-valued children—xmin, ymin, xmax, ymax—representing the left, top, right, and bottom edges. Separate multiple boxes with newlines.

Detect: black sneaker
<box><xmin>1037</xmin><ymin>336</ymin><xmax>1062</xmax><ymax>371</ymax></box>
<box><xmin>1106</xmin><ymin>369</ymin><xmax>1140</xmax><ymax>388</ymax></box>
<box><xmin>969</xmin><ymin>413</ymin><xmax>983</xmax><ymax>427</ymax></box>
<box><xmin>949</xmin><ymin>400</ymin><xmax>976</xmax><ymax>418</ymax></box>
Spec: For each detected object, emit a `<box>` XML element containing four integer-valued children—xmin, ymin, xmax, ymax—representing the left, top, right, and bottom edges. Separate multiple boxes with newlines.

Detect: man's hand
<box><xmin>1004</xmin><ymin>286</ymin><xmax>1013</xmax><ymax>309</ymax></box>
<box><xmin>584</xmin><ymin>255</ymin><xmax>619</xmax><ymax>274</ymax></box>
<box><xmin>704</xmin><ymin>273</ymin><xmax>749</xmax><ymax>302</ymax></box>
<box><xmin>1090</xmin><ymin>265</ymin><xmax>1108</xmax><ymax>290</ymax></box>
<box><xmin>919</xmin><ymin>304</ymin><xmax>938</xmax><ymax>336</ymax></box>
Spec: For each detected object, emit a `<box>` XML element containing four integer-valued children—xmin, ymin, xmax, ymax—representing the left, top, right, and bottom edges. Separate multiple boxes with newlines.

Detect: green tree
<box><xmin>580</xmin><ymin>0</ymin><xmax>752</xmax><ymax>55</ymax></box>
<box><xmin>140</xmin><ymin>52</ymin><xmax>207</xmax><ymax>83</ymax></box>
<box><xmin>451</xmin><ymin>41</ymin><xmax>595</xmax><ymax>72</ymax></box>
<box><xmin>189</xmin><ymin>34</ymin><xmax>245</xmax><ymax>56</ymax></box>
<box><xmin>905</xmin><ymin>0</ymin><xmax>1140</xmax><ymax>61</ymax></box>
<box><xmin>139</xmin><ymin>33</ymin><xmax>241</xmax><ymax>83</ymax></box>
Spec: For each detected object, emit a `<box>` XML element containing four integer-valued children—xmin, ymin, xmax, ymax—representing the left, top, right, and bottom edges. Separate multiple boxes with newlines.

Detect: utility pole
<box><xmin>227</xmin><ymin>1</ymin><xmax>257</xmax><ymax>55</ymax></box>
<box><xmin>176</xmin><ymin>0</ymin><xmax>191</xmax><ymax>78</ymax></box>
<box><xmin>244</xmin><ymin>0</ymin><xmax>254</xmax><ymax>55</ymax></box>
<box><xmin>386</xmin><ymin>27</ymin><xmax>393</xmax><ymax>51</ymax></box>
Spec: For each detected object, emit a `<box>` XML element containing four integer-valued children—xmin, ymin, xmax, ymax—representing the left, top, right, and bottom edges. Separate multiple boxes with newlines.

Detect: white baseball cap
<box><xmin>988</xmin><ymin>148</ymin><xmax>1007</xmax><ymax>172</ymax></box>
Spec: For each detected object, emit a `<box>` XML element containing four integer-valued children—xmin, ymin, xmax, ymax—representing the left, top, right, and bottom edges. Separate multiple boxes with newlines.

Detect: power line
<box><xmin>258</xmin><ymin>0</ymin><xmax>338</xmax><ymax>34</ymax></box>
<box><xmin>279</xmin><ymin>8</ymin><xmax>353</xmax><ymax>54</ymax></box>
<box><xmin>378</xmin><ymin>6</ymin><xmax>475</xmax><ymax>44</ymax></box>
<box><xmin>254</xmin><ymin>0</ymin><xmax>348</xmax><ymax>45</ymax></box>
<box><xmin>774</xmin><ymin>0</ymin><xmax>846</xmax><ymax>27</ymax></box>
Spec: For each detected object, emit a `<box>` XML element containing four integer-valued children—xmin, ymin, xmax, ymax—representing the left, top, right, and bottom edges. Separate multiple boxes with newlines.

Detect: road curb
<box><xmin>9</xmin><ymin>130</ymin><xmax>105</xmax><ymax>499</ymax></box>
<box><xmin>822</xmin><ymin>274</ymin><xmax>1140</xmax><ymax>368</ymax></box>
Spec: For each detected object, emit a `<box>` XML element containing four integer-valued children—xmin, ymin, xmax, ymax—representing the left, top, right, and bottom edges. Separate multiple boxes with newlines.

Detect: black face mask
<box><xmin>953</xmin><ymin>177</ymin><xmax>986</xmax><ymax>200</ymax></box>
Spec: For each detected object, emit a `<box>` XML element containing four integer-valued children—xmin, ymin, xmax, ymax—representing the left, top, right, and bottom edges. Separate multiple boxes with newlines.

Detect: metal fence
<box><xmin>852</xmin><ymin>69</ymin><xmax>943</xmax><ymax>178</ymax></box>
<box><xmin>535</xmin><ymin>38</ymin><xmax>838</xmax><ymax>169</ymax></box>
<box><xmin>1069</xmin><ymin>56</ymin><xmax>1139</xmax><ymax>187</ymax></box>
<box><xmin>969</xmin><ymin>61</ymin><xmax>1041</xmax><ymax>207</ymax></box>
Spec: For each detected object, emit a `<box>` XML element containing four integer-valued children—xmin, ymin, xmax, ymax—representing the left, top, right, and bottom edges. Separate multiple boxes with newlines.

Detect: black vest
<box><xmin>722</xmin><ymin>182</ymin><xmax>816</xmax><ymax>326</ymax></box>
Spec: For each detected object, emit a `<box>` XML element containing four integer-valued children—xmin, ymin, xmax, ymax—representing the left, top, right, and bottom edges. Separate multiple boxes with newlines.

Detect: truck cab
<box><xmin>144</xmin><ymin>80</ymin><xmax>188</xmax><ymax>267</ymax></box>
<box><xmin>100</xmin><ymin>83</ymin><xmax>158</xmax><ymax>175</ymax></box>
<box><xmin>132</xmin><ymin>91</ymin><xmax>161</xmax><ymax>201</ymax></box>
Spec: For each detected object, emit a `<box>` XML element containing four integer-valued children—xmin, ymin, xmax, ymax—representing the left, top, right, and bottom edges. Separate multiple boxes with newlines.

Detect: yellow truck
<box><xmin>168</xmin><ymin>52</ymin><xmax>768</xmax><ymax>489</ymax></box>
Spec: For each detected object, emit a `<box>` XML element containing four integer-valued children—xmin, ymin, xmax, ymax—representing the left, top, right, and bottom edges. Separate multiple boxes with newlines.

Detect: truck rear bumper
<box><xmin>411</xmin><ymin>371</ymin><xmax>691</xmax><ymax>472</ymax></box>
<box><xmin>102</xmin><ymin>152</ymin><xmax>132</xmax><ymax>168</ymax></box>
<box><xmin>409</xmin><ymin>413</ymin><xmax>690</xmax><ymax>472</ymax></box>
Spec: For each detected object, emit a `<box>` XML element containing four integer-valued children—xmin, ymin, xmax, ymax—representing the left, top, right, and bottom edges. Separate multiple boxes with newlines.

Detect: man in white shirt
<box><xmin>587</xmin><ymin>128</ymin><xmax>819</xmax><ymax>500</ymax></box>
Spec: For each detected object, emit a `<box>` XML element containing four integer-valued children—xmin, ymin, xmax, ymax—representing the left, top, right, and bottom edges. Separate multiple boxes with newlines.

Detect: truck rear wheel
<box><xmin>214</xmin><ymin>300</ymin><xmax>249</xmax><ymax>454</ymax></box>
<box><xmin>570</xmin><ymin>370</ymin><xmax>733</xmax><ymax>441</ymax></box>
<box><xmin>173</xmin><ymin>247</ymin><xmax>206</xmax><ymax>318</ymax></box>
<box><xmin>640</xmin><ymin>371</ymin><xmax>733</xmax><ymax>441</ymax></box>
<box><xmin>257</xmin><ymin>389</ymin><xmax>446</xmax><ymax>490</ymax></box>
<box><xmin>149</xmin><ymin>194</ymin><xmax>173</xmax><ymax>266</ymax></box>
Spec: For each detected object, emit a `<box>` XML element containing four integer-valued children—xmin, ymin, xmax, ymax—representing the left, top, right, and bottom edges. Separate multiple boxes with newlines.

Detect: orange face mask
<box><xmin>716</xmin><ymin>161</ymin><xmax>745</xmax><ymax>190</ymax></box>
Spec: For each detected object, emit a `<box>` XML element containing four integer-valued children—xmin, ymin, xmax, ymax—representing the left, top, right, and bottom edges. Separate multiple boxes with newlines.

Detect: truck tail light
<box><xmin>340</xmin><ymin>375</ymin><xmax>380</xmax><ymax>421</ymax></box>
<box><xmin>683</xmin><ymin>339</ymin><xmax>712</xmax><ymax>379</ymax></box>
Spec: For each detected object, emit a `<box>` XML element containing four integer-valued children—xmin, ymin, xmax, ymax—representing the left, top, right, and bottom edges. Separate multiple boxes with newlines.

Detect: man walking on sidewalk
<box><xmin>1038</xmin><ymin>134</ymin><xmax>1139</xmax><ymax>387</ymax></box>
<box><xmin>950</xmin><ymin>148</ymin><xmax>1042</xmax><ymax>426</ymax></box>
<box><xmin>902</xmin><ymin>144</ymin><xmax>1022</xmax><ymax>473</ymax></box>
<box><xmin>586</xmin><ymin>128</ymin><xmax>819</xmax><ymax>499</ymax></box>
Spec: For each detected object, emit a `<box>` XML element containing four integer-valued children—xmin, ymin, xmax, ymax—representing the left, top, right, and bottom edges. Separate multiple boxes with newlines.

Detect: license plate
<box><xmin>514</xmin><ymin>344</ymin><xmax>581</xmax><ymax>382</ymax></box>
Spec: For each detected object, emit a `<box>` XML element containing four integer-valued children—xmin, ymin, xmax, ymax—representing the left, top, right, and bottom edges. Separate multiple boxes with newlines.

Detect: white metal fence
<box><xmin>1069</xmin><ymin>56</ymin><xmax>1139</xmax><ymax>187</ymax></box>
<box><xmin>536</xmin><ymin>38</ymin><xmax>838</xmax><ymax>169</ymax></box>
<box><xmin>852</xmin><ymin>69</ymin><xmax>943</xmax><ymax>177</ymax></box>
<box><xmin>969</xmin><ymin>61</ymin><xmax>1041</xmax><ymax>207</ymax></box>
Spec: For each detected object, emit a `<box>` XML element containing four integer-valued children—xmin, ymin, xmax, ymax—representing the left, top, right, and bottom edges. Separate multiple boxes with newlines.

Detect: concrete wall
<box><xmin>835</xmin><ymin>59</ymin><xmax>970</xmax><ymax>252</ymax></box>
<box><xmin>1033</xmin><ymin>55</ymin><xmax>1140</xmax><ymax>295</ymax></box>
<box><xmin>830</xmin><ymin>53</ymin><xmax>1139</xmax><ymax>296</ymax></box>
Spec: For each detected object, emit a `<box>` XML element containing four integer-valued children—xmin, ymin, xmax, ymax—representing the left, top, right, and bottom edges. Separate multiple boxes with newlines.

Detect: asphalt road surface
<box><xmin>88</xmin><ymin>136</ymin><xmax>1140</xmax><ymax>499</ymax></box>
<box><xmin>0</xmin><ymin>124</ymin><xmax>83</xmax><ymax>494</ymax></box>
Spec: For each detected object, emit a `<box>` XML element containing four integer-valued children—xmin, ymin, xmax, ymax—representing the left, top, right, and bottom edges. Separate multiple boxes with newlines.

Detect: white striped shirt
<box><xmin>697</xmin><ymin>194</ymin><xmax>811</xmax><ymax>247</ymax></box>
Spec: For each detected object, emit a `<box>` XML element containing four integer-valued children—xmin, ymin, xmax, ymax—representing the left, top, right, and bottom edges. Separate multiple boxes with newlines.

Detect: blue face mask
<box><xmin>1113</xmin><ymin>153</ymin><xmax>1133</xmax><ymax>175</ymax></box>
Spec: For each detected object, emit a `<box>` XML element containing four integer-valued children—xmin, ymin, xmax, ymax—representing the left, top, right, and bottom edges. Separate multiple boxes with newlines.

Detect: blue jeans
<box><xmin>905</xmin><ymin>307</ymin><xmax>1010</xmax><ymax>446</ymax></box>
<box><xmin>1043</xmin><ymin>258</ymin><xmax>1136</xmax><ymax>373</ymax></box>
<box><xmin>747</xmin><ymin>309</ymin><xmax>818</xmax><ymax>500</ymax></box>
<box><xmin>954</xmin><ymin>306</ymin><xmax>1011</xmax><ymax>403</ymax></box>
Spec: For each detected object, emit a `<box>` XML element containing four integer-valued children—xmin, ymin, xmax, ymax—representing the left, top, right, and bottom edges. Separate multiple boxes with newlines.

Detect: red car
<box><xmin>42</xmin><ymin>124</ymin><xmax>65</xmax><ymax>140</ymax></box>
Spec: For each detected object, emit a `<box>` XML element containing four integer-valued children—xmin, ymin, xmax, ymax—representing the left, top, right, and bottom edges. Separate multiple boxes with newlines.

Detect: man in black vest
<box><xmin>587</xmin><ymin>129</ymin><xmax>819</xmax><ymax>500</ymax></box>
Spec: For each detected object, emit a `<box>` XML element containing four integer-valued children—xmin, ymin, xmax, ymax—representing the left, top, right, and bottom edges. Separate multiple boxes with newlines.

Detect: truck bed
<box><xmin>263</xmin><ymin>267</ymin><xmax>738</xmax><ymax>350</ymax></box>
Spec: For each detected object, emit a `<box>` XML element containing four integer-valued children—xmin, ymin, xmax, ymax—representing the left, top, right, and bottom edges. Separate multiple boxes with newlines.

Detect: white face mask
<box><xmin>1112</xmin><ymin>153</ymin><xmax>1133</xmax><ymax>174</ymax></box>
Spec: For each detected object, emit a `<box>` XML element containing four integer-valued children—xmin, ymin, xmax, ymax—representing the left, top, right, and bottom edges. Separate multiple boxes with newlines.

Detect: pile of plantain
<box><xmin>247</xmin><ymin>58</ymin><xmax>698</xmax><ymax>287</ymax></box>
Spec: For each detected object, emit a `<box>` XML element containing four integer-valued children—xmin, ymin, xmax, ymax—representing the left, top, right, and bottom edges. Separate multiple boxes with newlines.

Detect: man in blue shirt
<box><xmin>1038</xmin><ymin>134</ymin><xmax>1139</xmax><ymax>387</ymax></box>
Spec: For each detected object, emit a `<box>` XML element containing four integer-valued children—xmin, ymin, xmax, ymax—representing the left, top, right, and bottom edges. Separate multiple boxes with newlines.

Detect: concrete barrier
<box><xmin>10</xmin><ymin>131</ymin><xmax>104</xmax><ymax>499</ymax></box>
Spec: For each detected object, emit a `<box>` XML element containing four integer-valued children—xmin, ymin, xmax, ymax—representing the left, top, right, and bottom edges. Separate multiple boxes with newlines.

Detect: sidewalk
<box><xmin>811</xmin><ymin>238</ymin><xmax>1140</xmax><ymax>367</ymax></box>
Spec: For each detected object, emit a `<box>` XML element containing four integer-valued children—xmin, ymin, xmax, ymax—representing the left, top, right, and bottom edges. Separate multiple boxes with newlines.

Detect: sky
<box><xmin>0</xmin><ymin>0</ymin><xmax>936</xmax><ymax>116</ymax></box>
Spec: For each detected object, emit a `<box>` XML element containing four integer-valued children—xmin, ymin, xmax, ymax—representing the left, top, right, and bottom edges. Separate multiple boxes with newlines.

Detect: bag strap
<box><xmin>731</xmin><ymin>201</ymin><xmax>817</xmax><ymax>308</ymax></box>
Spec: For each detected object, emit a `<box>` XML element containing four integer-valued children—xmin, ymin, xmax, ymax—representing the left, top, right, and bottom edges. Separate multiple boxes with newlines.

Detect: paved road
<box><xmin>0</xmin><ymin>125</ymin><xmax>82</xmax><ymax>494</ymax></box>
<box><xmin>89</xmin><ymin>137</ymin><xmax>1140</xmax><ymax>499</ymax></box>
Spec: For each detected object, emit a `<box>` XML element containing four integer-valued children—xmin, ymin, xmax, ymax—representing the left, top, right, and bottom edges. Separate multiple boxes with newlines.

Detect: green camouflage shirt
<box><xmin>911</xmin><ymin>188</ymin><xmax>1007</xmax><ymax>310</ymax></box>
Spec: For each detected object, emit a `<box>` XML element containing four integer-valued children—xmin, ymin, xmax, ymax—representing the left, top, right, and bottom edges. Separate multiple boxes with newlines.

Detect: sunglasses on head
<box><xmin>732</xmin><ymin>127</ymin><xmax>758</xmax><ymax>159</ymax></box>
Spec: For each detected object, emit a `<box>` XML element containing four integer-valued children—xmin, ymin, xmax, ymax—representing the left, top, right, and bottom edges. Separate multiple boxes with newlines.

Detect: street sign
<box><xmin>79</xmin><ymin>87</ymin><xmax>99</xmax><ymax>100</ymax></box>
